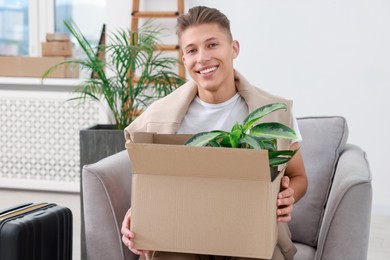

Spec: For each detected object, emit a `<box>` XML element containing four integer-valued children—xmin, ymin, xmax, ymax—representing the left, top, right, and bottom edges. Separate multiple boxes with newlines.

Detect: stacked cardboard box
<box><xmin>41</xmin><ymin>33</ymin><xmax>73</xmax><ymax>57</ymax></box>
<box><xmin>0</xmin><ymin>56</ymin><xmax>79</xmax><ymax>78</ymax></box>
<box><xmin>0</xmin><ymin>33</ymin><xmax>79</xmax><ymax>78</ymax></box>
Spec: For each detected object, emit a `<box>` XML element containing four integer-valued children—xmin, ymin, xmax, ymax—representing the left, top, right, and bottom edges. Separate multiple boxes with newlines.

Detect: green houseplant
<box><xmin>43</xmin><ymin>20</ymin><xmax>186</xmax><ymax>167</ymax></box>
<box><xmin>185</xmin><ymin>103</ymin><xmax>298</xmax><ymax>175</ymax></box>
<box><xmin>44</xmin><ymin>20</ymin><xmax>185</xmax><ymax>130</ymax></box>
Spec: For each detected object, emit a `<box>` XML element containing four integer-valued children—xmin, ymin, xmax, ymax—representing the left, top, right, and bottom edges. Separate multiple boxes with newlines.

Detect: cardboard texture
<box><xmin>41</xmin><ymin>41</ymin><xmax>72</xmax><ymax>57</ymax></box>
<box><xmin>126</xmin><ymin>132</ymin><xmax>283</xmax><ymax>259</ymax></box>
<box><xmin>0</xmin><ymin>56</ymin><xmax>79</xmax><ymax>78</ymax></box>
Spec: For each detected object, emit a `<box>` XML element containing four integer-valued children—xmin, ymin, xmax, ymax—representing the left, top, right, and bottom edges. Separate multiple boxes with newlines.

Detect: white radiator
<box><xmin>0</xmin><ymin>95</ymin><xmax>99</xmax><ymax>192</ymax></box>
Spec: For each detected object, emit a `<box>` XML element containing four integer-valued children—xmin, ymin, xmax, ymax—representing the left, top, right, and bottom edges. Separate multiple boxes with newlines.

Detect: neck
<box><xmin>197</xmin><ymin>76</ymin><xmax>237</xmax><ymax>104</ymax></box>
<box><xmin>197</xmin><ymin>88</ymin><xmax>237</xmax><ymax>104</ymax></box>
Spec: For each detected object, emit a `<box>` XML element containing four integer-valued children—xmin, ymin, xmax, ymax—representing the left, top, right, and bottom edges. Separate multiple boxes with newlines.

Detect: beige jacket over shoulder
<box><xmin>124</xmin><ymin>70</ymin><xmax>293</xmax><ymax>150</ymax></box>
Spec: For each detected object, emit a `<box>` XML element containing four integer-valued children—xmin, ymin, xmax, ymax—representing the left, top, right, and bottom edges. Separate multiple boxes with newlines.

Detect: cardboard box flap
<box><xmin>132</xmin><ymin>132</ymin><xmax>193</xmax><ymax>145</ymax></box>
<box><xmin>126</xmin><ymin>139</ymin><xmax>271</xmax><ymax>182</ymax></box>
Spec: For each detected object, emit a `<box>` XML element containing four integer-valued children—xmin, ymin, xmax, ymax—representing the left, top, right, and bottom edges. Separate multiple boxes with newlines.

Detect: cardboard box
<box><xmin>0</xmin><ymin>56</ymin><xmax>79</xmax><ymax>78</ymax></box>
<box><xmin>46</xmin><ymin>33</ymin><xmax>70</xmax><ymax>42</ymax></box>
<box><xmin>126</xmin><ymin>133</ymin><xmax>284</xmax><ymax>259</ymax></box>
<box><xmin>41</xmin><ymin>41</ymin><xmax>72</xmax><ymax>57</ymax></box>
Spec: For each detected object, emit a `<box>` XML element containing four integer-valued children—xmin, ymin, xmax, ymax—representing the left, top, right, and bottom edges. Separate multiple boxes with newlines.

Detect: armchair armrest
<box><xmin>316</xmin><ymin>144</ymin><xmax>372</xmax><ymax>260</ymax></box>
<box><xmin>82</xmin><ymin>150</ymin><xmax>138</xmax><ymax>260</ymax></box>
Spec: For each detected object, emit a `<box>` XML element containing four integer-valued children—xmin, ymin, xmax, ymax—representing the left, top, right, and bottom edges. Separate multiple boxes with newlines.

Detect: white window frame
<box><xmin>28</xmin><ymin>0</ymin><xmax>54</xmax><ymax>56</ymax></box>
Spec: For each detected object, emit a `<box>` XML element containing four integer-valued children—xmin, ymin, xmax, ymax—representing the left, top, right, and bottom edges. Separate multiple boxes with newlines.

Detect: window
<box><xmin>0</xmin><ymin>0</ymin><xmax>105</xmax><ymax>57</ymax></box>
<box><xmin>0</xmin><ymin>0</ymin><xmax>29</xmax><ymax>56</ymax></box>
<box><xmin>54</xmin><ymin>0</ymin><xmax>106</xmax><ymax>57</ymax></box>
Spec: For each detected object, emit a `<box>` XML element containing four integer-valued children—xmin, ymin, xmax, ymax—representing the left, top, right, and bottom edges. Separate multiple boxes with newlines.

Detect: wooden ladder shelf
<box><xmin>131</xmin><ymin>0</ymin><xmax>185</xmax><ymax>78</ymax></box>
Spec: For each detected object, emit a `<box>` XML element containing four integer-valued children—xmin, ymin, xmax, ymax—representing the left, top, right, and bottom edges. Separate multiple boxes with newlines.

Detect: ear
<box><xmin>232</xmin><ymin>40</ymin><xmax>240</xmax><ymax>59</ymax></box>
<box><xmin>182</xmin><ymin>55</ymin><xmax>186</xmax><ymax>66</ymax></box>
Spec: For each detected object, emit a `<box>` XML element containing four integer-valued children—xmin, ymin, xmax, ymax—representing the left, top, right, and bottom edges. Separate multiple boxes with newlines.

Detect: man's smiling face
<box><xmin>180</xmin><ymin>23</ymin><xmax>240</xmax><ymax>103</ymax></box>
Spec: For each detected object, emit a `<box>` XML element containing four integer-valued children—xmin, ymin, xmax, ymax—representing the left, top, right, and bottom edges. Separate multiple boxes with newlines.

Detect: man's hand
<box><xmin>121</xmin><ymin>208</ymin><xmax>149</xmax><ymax>255</ymax></box>
<box><xmin>277</xmin><ymin>176</ymin><xmax>295</xmax><ymax>222</ymax></box>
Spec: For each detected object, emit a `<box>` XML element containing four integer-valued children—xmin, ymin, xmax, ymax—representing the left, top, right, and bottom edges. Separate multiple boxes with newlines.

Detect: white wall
<box><xmin>107</xmin><ymin>0</ymin><xmax>390</xmax><ymax>214</ymax></box>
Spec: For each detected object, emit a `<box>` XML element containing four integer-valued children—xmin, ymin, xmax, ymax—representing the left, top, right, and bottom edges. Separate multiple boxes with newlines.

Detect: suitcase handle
<box><xmin>0</xmin><ymin>203</ymin><xmax>50</xmax><ymax>221</ymax></box>
<box><xmin>0</xmin><ymin>203</ymin><xmax>33</xmax><ymax>216</ymax></box>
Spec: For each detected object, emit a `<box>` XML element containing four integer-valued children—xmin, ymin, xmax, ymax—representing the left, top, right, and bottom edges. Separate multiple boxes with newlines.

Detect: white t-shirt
<box><xmin>176</xmin><ymin>93</ymin><xmax>302</xmax><ymax>143</ymax></box>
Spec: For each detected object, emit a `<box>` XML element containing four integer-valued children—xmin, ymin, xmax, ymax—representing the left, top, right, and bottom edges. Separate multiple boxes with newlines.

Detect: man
<box><xmin>121</xmin><ymin>6</ymin><xmax>307</xmax><ymax>260</ymax></box>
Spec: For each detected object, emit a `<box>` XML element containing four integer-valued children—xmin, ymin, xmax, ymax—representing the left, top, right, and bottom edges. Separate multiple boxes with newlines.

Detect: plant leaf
<box><xmin>242</xmin><ymin>103</ymin><xmax>287</xmax><ymax>132</ymax></box>
<box><xmin>229</xmin><ymin>129</ymin><xmax>242</xmax><ymax>148</ymax></box>
<box><xmin>240</xmin><ymin>135</ymin><xmax>262</xmax><ymax>149</ymax></box>
<box><xmin>268</xmin><ymin>149</ymin><xmax>297</xmax><ymax>158</ymax></box>
<box><xmin>250</xmin><ymin>122</ymin><xmax>296</xmax><ymax>140</ymax></box>
<box><xmin>231</xmin><ymin>122</ymin><xmax>241</xmax><ymax>132</ymax></box>
<box><xmin>242</xmin><ymin>134</ymin><xmax>277</xmax><ymax>150</ymax></box>
<box><xmin>268</xmin><ymin>149</ymin><xmax>298</xmax><ymax>166</ymax></box>
<box><xmin>184</xmin><ymin>131</ymin><xmax>226</xmax><ymax>146</ymax></box>
<box><xmin>219</xmin><ymin>136</ymin><xmax>232</xmax><ymax>147</ymax></box>
<box><xmin>269</xmin><ymin>157</ymin><xmax>292</xmax><ymax>167</ymax></box>
<box><xmin>261</xmin><ymin>139</ymin><xmax>277</xmax><ymax>151</ymax></box>
<box><xmin>207</xmin><ymin>140</ymin><xmax>221</xmax><ymax>147</ymax></box>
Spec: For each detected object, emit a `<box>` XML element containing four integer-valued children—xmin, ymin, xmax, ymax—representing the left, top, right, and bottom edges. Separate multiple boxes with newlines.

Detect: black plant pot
<box><xmin>79</xmin><ymin>124</ymin><xmax>126</xmax><ymax>171</ymax></box>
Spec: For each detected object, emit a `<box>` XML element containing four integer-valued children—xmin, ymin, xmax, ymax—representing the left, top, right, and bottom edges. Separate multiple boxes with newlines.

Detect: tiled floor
<box><xmin>0</xmin><ymin>188</ymin><xmax>389</xmax><ymax>260</ymax></box>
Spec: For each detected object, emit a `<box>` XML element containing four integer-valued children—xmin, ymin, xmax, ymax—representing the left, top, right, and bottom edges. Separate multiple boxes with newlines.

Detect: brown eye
<box><xmin>187</xmin><ymin>49</ymin><xmax>196</xmax><ymax>54</ymax></box>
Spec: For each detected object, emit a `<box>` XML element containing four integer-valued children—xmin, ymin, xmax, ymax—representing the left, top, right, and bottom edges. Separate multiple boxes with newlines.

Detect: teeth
<box><xmin>199</xmin><ymin>67</ymin><xmax>217</xmax><ymax>74</ymax></box>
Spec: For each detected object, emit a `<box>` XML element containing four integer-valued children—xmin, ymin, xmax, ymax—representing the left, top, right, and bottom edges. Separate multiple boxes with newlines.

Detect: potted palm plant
<box><xmin>43</xmin><ymin>20</ymin><xmax>185</xmax><ymax>168</ymax></box>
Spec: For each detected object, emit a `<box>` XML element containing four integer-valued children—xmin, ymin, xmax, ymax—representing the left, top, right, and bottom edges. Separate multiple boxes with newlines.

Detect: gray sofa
<box><xmin>82</xmin><ymin>116</ymin><xmax>372</xmax><ymax>260</ymax></box>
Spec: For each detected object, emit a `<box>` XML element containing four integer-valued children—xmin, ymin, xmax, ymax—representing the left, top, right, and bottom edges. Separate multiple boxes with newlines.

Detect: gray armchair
<box><xmin>82</xmin><ymin>116</ymin><xmax>372</xmax><ymax>260</ymax></box>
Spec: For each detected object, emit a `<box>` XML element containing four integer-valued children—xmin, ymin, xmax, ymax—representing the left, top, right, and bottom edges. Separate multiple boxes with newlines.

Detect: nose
<box><xmin>196</xmin><ymin>48</ymin><xmax>210</xmax><ymax>63</ymax></box>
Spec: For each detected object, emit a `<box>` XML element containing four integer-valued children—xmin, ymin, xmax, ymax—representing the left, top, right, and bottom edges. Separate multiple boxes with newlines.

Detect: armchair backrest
<box><xmin>289</xmin><ymin>116</ymin><xmax>349</xmax><ymax>246</ymax></box>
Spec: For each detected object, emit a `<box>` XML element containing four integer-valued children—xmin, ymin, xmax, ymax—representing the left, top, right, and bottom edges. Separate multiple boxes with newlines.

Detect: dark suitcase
<box><xmin>0</xmin><ymin>202</ymin><xmax>72</xmax><ymax>260</ymax></box>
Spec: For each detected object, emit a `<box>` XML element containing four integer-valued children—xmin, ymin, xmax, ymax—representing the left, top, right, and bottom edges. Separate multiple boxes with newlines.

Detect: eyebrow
<box><xmin>183</xmin><ymin>37</ymin><xmax>219</xmax><ymax>50</ymax></box>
